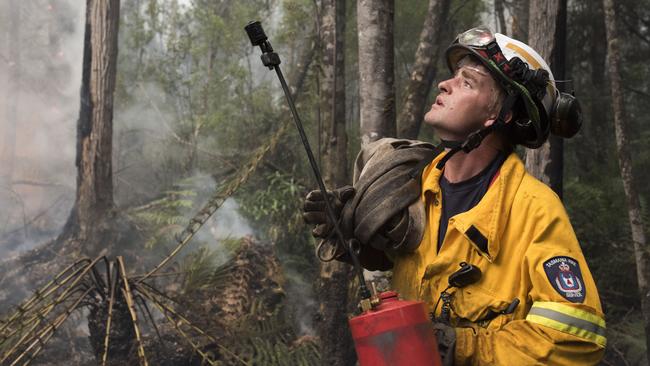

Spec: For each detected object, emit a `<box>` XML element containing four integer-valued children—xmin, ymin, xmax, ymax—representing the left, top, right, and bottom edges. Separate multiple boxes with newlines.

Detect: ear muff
<box><xmin>505</xmin><ymin>96</ymin><xmax>550</xmax><ymax>149</ymax></box>
<box><xmin>551</xmin><ymin>92</ymin><xmax>582</xmax><ymax>138</ymax></box>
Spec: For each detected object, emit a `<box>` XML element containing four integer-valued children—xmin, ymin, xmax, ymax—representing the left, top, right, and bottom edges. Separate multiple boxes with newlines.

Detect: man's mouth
<box><xmin>435</xmin><ymin>96</ymin><xmax>444</xmax><ymax>107</ymax></box>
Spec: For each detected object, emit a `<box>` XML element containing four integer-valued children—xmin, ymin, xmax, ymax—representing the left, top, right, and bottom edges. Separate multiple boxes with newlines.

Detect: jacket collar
<box><xmin>422</xmin><ymin>151</ymin><xmax>526</xmax><ymax>262</ymax></box>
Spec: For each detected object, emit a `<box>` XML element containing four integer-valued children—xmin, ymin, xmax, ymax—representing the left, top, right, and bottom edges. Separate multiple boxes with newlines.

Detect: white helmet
<box><xmin>444</xmin><ymin>27</ymin><xmax>581</xmax><ymax>148</ymax></box>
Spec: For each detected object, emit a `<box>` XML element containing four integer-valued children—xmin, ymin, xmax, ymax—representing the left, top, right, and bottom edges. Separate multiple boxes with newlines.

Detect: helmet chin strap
<box><xmin>435</xmin><ymin>94</ymin><xmax>517</xmax><ymax>170</ymax></box>
<box><xmin>439</xmin><ymin>139</ymin><xmax>464</xmax><ymax>149</ymax></box>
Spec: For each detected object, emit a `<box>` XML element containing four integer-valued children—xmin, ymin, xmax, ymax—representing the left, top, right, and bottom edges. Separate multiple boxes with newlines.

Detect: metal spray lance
<box><xmin>244</xmin><ymin>21</ymin><xmax>373</xmax><ymax>306</ymax></box>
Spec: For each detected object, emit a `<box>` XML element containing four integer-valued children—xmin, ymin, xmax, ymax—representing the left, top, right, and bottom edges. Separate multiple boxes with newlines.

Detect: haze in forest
<box><xmin>0</xmin><ymin>0</ymin><xmax>83</xmax><ymax>255</ymax></box>
<box><xmin>0</xmin><ymin>0</ymin><xmax>255</xmax><ymax>259</ymax></box>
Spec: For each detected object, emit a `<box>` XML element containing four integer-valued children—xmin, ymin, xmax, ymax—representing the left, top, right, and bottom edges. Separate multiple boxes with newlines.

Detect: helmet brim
<box><xmin>445</xmin><ymin>44</ymin><xmax>512</xmax><ymax>94</ymax></box>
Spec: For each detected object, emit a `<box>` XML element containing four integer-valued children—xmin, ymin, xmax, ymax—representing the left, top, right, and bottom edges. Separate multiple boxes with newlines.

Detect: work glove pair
<box><xmin>302</xmin><ymin>186</ymin><xmax>395</xmax><ymax>269</ymax></box>
<box><xmin>302</xmin><ymin>186</ymin><xmax>355</xmax><ymax>260</ymax></box>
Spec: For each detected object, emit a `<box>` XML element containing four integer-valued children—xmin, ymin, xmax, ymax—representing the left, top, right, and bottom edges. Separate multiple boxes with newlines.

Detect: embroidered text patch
<box><xmin>543</xmin><ymin>256</ymin><xmax>585</xmax><ymax>303</ymax></box>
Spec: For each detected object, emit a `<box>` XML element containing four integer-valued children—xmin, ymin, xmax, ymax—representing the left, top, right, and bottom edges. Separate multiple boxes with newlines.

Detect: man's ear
<box><xmin>503</xmin><ymin>110</ymin><xmax>513</xmax><ymax>123</ymax></box>
<box><xmin>484</xmin><ymin>110</ymin><xmax>513</xmax><ymax>127</ymax></box>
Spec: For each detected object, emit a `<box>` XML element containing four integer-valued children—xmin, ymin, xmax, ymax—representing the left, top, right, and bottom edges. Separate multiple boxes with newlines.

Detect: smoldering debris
<box><xmin>0</xmin><ymin>237</ymin><xmax>319</xmax><ymax>366</ymax></box>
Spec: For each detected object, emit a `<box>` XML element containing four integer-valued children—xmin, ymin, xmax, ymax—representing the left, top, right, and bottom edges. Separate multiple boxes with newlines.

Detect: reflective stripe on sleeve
<box><xmin>526</xmin><ymin>301</ymin><xmax>607</xmax><ymax>347</ymax></box>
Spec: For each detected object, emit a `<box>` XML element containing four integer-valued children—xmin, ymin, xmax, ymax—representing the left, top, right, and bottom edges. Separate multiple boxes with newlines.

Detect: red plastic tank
<box><xmin>349</xmin><ymin>291</ymin><xmax>442</xmax><ymax>366</ymax></box>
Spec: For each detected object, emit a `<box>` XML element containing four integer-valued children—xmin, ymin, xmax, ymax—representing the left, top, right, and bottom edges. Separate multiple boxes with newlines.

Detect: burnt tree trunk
<box><xmin>357</xmin><ymin>0</ymin><xmax>396</xmax><ymax>145</ymax></box>
<box><xmin>61</xmin><ymin>0</ymin><xmax>120</xmax><ymax>255</ymax></box>
<box><xmin>316</xmin><ymin>1</ymin><xmax>356</xmax><ymax>365</ymax></box>
<box><xmin>524</xmin><ymin>0</ymin><xmax>565</xmax><ymax>197</ymax></box>
<box><xmin>603</xmin><ymin>0</ymin><xmax>650</xmax><ymax>358</ymax></box>
<box><xmin>397</xmin><ymin>0</ymin><xmax>451</xmax><ymax>139</ymax></box>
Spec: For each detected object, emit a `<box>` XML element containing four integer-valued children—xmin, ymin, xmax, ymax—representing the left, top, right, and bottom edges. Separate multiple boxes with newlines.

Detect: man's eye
<box><xmin>463</xmin><ymin>80</ymin><xmax>472</xmax><ymax>88</ymax></box>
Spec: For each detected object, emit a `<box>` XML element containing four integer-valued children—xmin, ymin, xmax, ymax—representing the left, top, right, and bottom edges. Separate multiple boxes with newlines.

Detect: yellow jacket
<box><xmin>390</xmin><ymin>151</ymin><xmax>605</xmax><ymax>365</ymax></box>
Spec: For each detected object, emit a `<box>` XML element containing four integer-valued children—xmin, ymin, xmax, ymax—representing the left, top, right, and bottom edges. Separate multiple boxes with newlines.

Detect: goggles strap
<box><xmin>485</xmin><ymin>41</ymin><xmax>508</xmax><ymax>70</ymax></box>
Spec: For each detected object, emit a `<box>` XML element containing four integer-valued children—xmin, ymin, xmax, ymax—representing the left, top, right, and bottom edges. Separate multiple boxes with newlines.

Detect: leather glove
<box><xmin>302</xmin><ymin>185</ymin><xmax>355</xmax><ymax>238</ymax></box>
<box><xmin>432</xmin><ymin>322</ymin><xmax>456</xmax><ymax>366</ymax></box>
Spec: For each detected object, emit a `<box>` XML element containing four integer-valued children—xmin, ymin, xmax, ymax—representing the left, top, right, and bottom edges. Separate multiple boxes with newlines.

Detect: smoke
<box><xmin>283</xmin><ymin>266</ymin><xmax>317</xmax><ymax>336</ymax></box>
<box><xmin>181</xmin><ymin>173</ymin><xmax>255</xmax><ymax>256</ymax></box>
<box><xmin>0</xmin><ymin>0</ymin><xmax>84</xmax><ymax>255</ymax></box>
<box><xmin>0</xmin><ymin>0</ymin><xmax>259</xmax><ymax>258</ymax></box>
<box><xmin>209</xmin><ymin>198</ymin><xmax>255</xmax><ymax>240</ymax></box>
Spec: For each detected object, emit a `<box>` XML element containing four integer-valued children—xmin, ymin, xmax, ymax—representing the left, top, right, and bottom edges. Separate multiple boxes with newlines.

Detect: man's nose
<box><xmin>438</xmin><ymin>77</ymin><xmax>452</xmax><ymax>93</ymax></box>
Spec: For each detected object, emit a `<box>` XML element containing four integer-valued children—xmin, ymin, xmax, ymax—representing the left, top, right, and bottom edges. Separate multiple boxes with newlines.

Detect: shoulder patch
<box><xmin>543</xmin><ymin>256</ymin><xmax>585</xmax><ymax>303</ymax></box>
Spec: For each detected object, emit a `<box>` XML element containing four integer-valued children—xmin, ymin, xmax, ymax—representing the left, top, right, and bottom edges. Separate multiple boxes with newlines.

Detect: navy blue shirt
<box><xmin>437</xmin><ymin>153</ymin><xmax>507</xmax><ymax>250</ymax></box>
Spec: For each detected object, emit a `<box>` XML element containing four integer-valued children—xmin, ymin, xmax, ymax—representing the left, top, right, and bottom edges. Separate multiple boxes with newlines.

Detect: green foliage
<box><xmin>606</xmin><ymin>314</ymin><xmax>648</xmax><ymax>365</ymax></box>
<box><xmin>277</xmin><ymin>0</ymin><xmax>314</xmax><ymax>46</ymax></box>
<box><xmin>236</xmin><ymin>169</ymin><xmax>316</xmax><ymax>275</ymax></box>
<box><xmin>115</xmin><ymin>0</ymin><xmax>283</xmax><ymax>202</ymax></box>
<box><xmin>127</xmin><ymin>176</ymin><xmax>203</xmax><ymax>249</ymax></box>
<box><xmin>225</xmin><ymin>307</ymin><xmax>320</xmax><ymax>366</ymax></box>
<box><xmin>238</xmin><ymin>171</ymin><xmax>304</xmax><ymax>234</ymax></box>
<box><xmin>179</xmin><ymin>245</ymin><xmax>227</xmax><ymax>294</ymax></box>
<box><xmin>564</xmin><ymin>178</ymin><xmax>638</xmax><ymax>308</ymax></box>
<box><xmin>219</xmin><ymin>236</ymin><xmax>247</xmax><ymax>254</ymax></box>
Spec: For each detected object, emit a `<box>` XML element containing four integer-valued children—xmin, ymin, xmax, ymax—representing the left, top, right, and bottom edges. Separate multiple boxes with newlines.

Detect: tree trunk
<box><xmin>549</xmin><ymin>0</ymin><xmax>567</xmax><ymax>197</ymax></box>
<box><xmin>320</xmin><ymin>0</ymin><xmax>349</xmax><ymax>188</ymax></box>
<box><xmin>511</xmin><ymin>0</ymin><xmax>529</xmax><ymax>42</ymax></box>
<box><xmin>62</xmin><ymin>0</ymin><xmax>120</xmax><ymax>255</ymax></box>
<box><xmin>317</xmin><ymin>261</ymin><xmax>356</xmax><ymax>366</ymax></box>
<box><xmin>524</xmin><ymin>0</ymin><xmax>565</xmax><ymax>197</ymax></box>
<box><xmin>494</xmin><ymin>0</ymin><xmax>507</xmax><ymax>34</ymax></box>
<box><xmin>1</xmin><ymin>0</ymin><xmax>20</xmax><ymax>187</ymax></box>
<box><xmin>317</xmin><ymin>1</ymin><xmax>356</xmax><ymax>364</ymax></box>
<box><xmin>357</xmin><ymin>0</ymin><xmax>396</xmax><ymax>146</ymax></box>
<box><xmin>602</xmin><ymin>0</ymin><xmax>650</xmax><ymax>358</ymax></box>
<box><xmin>396</xmin><ymin>0</ymin><xmax>451</xmax><ymax>139</ymax></box>
<box><xmin>586</xmin><ymin>1</ymin><xmax>609</xmax><ymax>171</ymax></box>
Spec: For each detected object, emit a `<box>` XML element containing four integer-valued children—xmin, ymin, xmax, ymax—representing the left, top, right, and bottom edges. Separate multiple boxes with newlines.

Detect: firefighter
<box><xmin>304</xmin><ymin>27</ymin><xmax>604</xmax><ymax>365</ymax></box>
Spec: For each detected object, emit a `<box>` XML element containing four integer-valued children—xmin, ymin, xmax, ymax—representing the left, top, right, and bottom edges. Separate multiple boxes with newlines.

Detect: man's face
<box><xmin>424</xmin><ymin>57</ymin><xmax>502</xmax><ymax>141</ymax></box>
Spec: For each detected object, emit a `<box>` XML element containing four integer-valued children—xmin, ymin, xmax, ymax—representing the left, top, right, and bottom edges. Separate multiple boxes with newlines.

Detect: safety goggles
<box><xmin>455</xmin><ymin>27</ymin><xmax>496</xmax><ymax>48</ymax></box>
<box><xmin>452</xmin><ymin>27</ymin><xmax>511</xmax><ymax>77</ymax></box>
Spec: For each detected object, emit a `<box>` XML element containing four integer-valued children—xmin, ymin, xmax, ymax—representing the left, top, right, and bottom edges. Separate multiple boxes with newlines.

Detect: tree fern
<box><xmin>162</xmin><ymin>237</ymin><xmax>320</xmax><ymax>365</ymax></box>
<box><xmin>127</xmin><ymin>176</ymin><xmax>211</xmax><ymax>249</ymax></box>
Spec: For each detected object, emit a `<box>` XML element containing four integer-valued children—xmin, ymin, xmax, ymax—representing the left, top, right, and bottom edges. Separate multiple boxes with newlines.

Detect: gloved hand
<box><xmin>302</xmin><ymin>185</ymin><xmax>355</xmax><ymax>238</ymax></box>
<box><xmin>432</xmin><ymin>322</ymin><xmax>456</xmax><ymax>366</ymax></box>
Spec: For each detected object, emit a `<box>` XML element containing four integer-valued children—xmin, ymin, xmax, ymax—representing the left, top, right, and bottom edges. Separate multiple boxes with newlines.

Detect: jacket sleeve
<box><xmin>453</xmin><ymin>191</ymin><xmax>606</xmax><ymax>366</ymax></box>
